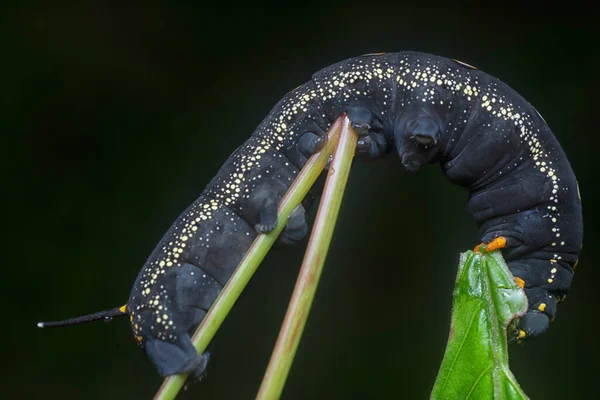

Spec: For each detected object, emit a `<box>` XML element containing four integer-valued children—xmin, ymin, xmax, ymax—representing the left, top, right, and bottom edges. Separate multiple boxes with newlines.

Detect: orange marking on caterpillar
<box><xmin>486</xmin><ymin>236</ymin><xmax>507</xmax><ymax>251</ymax></box>
<box><xmin>514</xmin><ymin>277</ymin><xmax>525</xmax><ymax>289</ymax></box>
<box><xmin>473</xmin><ymin>236</ymin><xmax>507</xmax><ymax>253</ymax></box>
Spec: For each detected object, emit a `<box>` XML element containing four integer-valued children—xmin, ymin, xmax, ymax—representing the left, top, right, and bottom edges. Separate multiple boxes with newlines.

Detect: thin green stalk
<box><xmin>153</xmin><ymin>116</ymin><xmax>345</xmax><ymax>400</ymax></box>
<box><xmin>256</xmin><ymin>117</ymin><xmax>357</xmax><ymax>400</ymax></box>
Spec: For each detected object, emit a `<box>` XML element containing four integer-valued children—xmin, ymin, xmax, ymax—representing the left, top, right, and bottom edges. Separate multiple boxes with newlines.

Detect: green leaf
<box><xmin>431</xmin><ymin>250</ymin><xmax>529</xmax><ymax>400</ymax></box>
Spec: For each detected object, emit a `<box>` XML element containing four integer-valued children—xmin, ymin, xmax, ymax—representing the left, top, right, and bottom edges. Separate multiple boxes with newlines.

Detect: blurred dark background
<box><xmin>5</xmin><ymin>2</ymin><xmax>598</xmax><ymax>399</ymax></box>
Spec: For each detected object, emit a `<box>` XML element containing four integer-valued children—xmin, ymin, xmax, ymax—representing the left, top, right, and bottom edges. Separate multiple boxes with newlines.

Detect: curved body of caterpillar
<box><xmin>40</xmin><ymin>51</ymin><xmax>583</xmax><ymax>380</ymax></box>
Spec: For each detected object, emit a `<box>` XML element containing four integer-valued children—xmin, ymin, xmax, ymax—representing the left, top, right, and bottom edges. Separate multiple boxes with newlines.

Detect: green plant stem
<box><xmin>256</xmin><ymin>116</ymin><xmax>357</xmax><ymax>400</ymax></box>
<box><xmin>152</xmin><ymin>116</ymin><xmax>345</xmax><ymax>400</ymax></box>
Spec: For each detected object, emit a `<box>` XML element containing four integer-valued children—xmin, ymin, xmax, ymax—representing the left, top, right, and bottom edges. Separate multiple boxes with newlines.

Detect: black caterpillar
<box><xmin>39</xmin><ymin>51</ymin><xmax>583</xmax><ymax>380</ymax></box>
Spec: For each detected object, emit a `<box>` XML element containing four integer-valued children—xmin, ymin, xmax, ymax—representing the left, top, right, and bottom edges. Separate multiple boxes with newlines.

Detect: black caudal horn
<box><xmin>37</xmin><ymin>305</ymin><xmax>128</xmax><ymax>328</ymax></box>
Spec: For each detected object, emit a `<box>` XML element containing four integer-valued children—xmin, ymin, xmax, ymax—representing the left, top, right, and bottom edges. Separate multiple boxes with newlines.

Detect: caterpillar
<box><xmin>39</xmin><ymin>51</ymin><xmax>583</xmax><ymax>380</ymax></box>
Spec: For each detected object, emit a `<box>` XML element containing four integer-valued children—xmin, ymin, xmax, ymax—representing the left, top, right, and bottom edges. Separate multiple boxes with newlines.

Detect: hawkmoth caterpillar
<box><xmin>39</xmin><ymin>51</ymin><xmax>583</xmax><ymax>380</ymax></box>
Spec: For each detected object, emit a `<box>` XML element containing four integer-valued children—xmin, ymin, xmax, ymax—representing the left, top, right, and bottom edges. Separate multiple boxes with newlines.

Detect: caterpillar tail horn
<box><xmin>37</xmin><ymin>305</ymin><xmax>128</xmax><ymax>328</ymax></box>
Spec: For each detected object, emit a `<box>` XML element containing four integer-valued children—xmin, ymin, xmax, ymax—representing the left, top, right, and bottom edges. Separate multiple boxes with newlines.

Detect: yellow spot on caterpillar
<box><xmin>517</xmin><ymin>329</ymin><xmax>527</xmax><ymax>339</ymax></box>
<box><xmin>119</xmin><ymin>305</ymin><xmax>127</xmax><ymax>313</ymax></box>
<box><xmin>538</xmin><ymin>303</ymin><xmax>547</xmax><ymax>312</ymax></box>
<box><xmin>136</xmin><ymin>336</ymin><xmax>143</xmax><ymax>342</ymax></box>
<box><xmin>548</xmin><ymin>278</ymin><xmax>554</xmax><ymax>283</ymax></box>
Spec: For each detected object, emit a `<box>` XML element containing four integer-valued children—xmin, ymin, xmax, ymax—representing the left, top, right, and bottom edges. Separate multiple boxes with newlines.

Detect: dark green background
<box><xmin>6</xmin><ymin>3</ymin><xmax>598</xmax><ymax>399</ymax></box>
